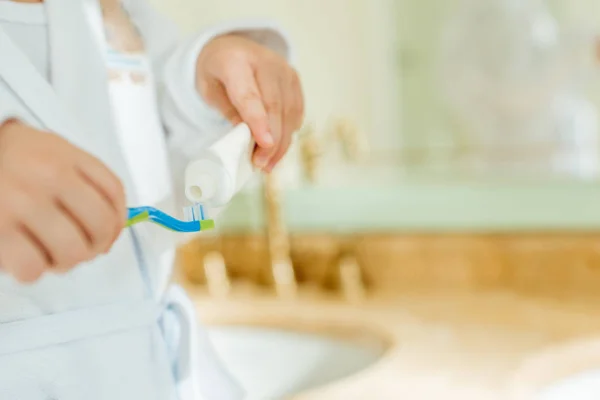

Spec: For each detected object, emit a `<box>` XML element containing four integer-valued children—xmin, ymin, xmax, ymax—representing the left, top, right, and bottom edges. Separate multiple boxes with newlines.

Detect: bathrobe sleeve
<box><xmin>122</xmin><ymin>0</ymin><xmax>293</xmax><ymax>157</ymax></box>
<box><xmin>0</xmin><ymin>109</ymin><xmax>21</xmax><ymax>127</ymax></box>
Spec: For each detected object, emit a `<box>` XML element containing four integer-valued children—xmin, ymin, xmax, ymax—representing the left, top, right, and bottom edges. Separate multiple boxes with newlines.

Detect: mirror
<box><xmin>396</xmin><ymin>0</ymin><xmax>600</xmax><ymax>181</ymax></box>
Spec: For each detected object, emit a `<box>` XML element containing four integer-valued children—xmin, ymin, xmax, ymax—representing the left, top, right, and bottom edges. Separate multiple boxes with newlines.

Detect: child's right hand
<box><xmin>0</xmin><ymin>120</ymin><xmax>127</xmax><ymax>283</ymax></box>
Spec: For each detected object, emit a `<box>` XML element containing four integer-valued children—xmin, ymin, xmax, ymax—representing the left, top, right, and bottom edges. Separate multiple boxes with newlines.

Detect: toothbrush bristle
<box><xmin>183</xmin><ymin>203</ymin><xmax>204</xmax><ymax>221</ymax></box>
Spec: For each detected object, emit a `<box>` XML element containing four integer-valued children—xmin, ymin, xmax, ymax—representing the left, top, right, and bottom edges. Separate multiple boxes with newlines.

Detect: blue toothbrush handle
<box><xmin>127</xmin><ymin>206</ymin><xmax>214</xmax><ymax>232</ymax></box>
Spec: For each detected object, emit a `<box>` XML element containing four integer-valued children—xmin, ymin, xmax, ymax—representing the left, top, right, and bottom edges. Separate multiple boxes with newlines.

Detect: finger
<box><xmin>203</xmin><ymin>80</ymin><xmax>243</xmax><ymax>126</ymax></box>
<box><xmin>290</xmin><ymin>69</ymin><xmax>306</xmax><ymax>133</ymax></box>
<box><xmin>221</xmin><ymin>64</ymin><xmax>273</xmax><ymax>149</ymax></box>
<box><xmin>0</xmin><ymin>178</ymin><xmax>53</xmax><ymax>266</ymax></box>
<box><xmin>57</xmin><ymin>173</ymin><xmax>121</xmax><ymax>254</ymax></box>
<box><xmin>253</xmin><ymin>67</ymin><xmax>283</xmax><ymax>169</ymax></box>
<box><xmin>265</xmin><ymin>130</ymin><xmax>292</xmax><ymax>173</ymax></box>
<box><xmin>266</xmin><ymin>70</ymin><xmax>305</xmax><ymax>171</ymax></box>
<box><xmin>75</xmin><ymin>158</ymin><xmax>127</xmax><ymax>224</ymax></box>
<box><xmin>19</xmin><ymin>201</ymin><xmax>92</xmax><ymax>271</ymax></box>
<box><xmin>0</xmin><ymin>227</ymin><xmax>48</xmax><ymax>283</ymax></box>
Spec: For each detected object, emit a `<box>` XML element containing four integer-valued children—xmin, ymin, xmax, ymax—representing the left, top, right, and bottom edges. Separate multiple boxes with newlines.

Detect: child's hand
<box><xmin>0</xmin><ymin>120</ymin><xmax>126</xmax><ymax>283</ymax></box>
<box><xmin>196</xmin><ymin>34</ymin><xmax>305</xmax><ymax>172</ymax></box>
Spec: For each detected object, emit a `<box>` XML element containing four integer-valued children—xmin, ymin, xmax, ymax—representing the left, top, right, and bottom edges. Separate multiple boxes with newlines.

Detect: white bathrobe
<box><xmin>0</xmin><ymin>1</ymin><xmax>290</xmax><ymax>399</ymax></box>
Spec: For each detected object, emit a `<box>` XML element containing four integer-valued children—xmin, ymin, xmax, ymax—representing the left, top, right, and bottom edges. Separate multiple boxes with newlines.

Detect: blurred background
<box><xmin>158</xmin><ymin>0</ymin><xmax>600</xmax><ymax>399</ymax></box>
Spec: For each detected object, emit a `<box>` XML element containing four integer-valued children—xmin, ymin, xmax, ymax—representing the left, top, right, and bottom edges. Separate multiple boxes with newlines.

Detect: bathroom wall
<box><xmin>394</xmin><ymin>0</ymin><xmax>458</xmax><ymax>151</ymax></box>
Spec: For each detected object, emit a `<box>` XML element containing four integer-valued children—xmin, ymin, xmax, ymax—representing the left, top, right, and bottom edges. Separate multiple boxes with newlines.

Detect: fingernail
<box><xmin>254</xmin><ymin>154</ymin><xmax>269</xmax><ymax>169</ymax></box>
<box><xmin>263</xmin><ymin>133</ymin><xmax>275</xmax><ymax>147</ymax></box>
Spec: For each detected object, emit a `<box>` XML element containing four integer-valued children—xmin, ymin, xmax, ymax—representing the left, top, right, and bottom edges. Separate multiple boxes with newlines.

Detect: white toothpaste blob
<box><xmin>184</xmin><ymin>123</ymin><xmax>256</xmax><ymax>207</ymax></box>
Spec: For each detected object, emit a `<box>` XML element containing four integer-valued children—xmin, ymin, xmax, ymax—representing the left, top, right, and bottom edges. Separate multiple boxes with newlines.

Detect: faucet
<box><xmin>264</xmin><ymin>173</ymin><xmax>297</xmax><ymax>298</ymax></box>
<box><xmin>197</xmin><ymin>118</ymin><xmax>365</xmax><ymax>298</ymax></box>
<box><xmin>338</xmin><ymin>255</ymin><xmax>366</xmax><ymax>303</ymax></box>
<box><xmin>202</xmin><ymin>250</ymin><xmax>231</xmax><ymax>299</ymax></box>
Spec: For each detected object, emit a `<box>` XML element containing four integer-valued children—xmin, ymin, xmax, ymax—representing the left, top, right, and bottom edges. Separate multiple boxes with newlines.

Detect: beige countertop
<box><xmin>188</xmin><ymin>286</ymin><xmax>600</xmax><ymax>399</ymax></box>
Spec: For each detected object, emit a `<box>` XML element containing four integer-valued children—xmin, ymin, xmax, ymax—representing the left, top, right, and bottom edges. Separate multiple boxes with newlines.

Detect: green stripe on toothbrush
<box><xmin>148</xmin><ymin>218</ymin><xmax>215</xmax><ymax>232</ymax></box>
<box><xmin>199</xmin><ymin>219</ymin><xmax>215</xmax><ymax>230</ymax></box>
<box><xmin>126</xmin><ymin>210</ymin><xmax>150</xmax><ymax>227</ymax></box>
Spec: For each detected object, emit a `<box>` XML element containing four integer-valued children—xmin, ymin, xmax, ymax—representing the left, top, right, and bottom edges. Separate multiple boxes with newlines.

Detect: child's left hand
<box><xmin>196</xmin><ymin>34</ymin><xmax>304</xmax><ymax>172</ymax></box>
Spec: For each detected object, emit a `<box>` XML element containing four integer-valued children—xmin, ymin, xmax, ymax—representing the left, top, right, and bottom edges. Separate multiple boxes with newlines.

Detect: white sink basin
<box><xmin>206</xmin><ymin>326</ymin><xmax>386</xmax><ymax>399</ymax></box>
<box><xmin>537</xmin><ymin>370</ymin><xmax>600</xmax><ymax>400</ymax></box>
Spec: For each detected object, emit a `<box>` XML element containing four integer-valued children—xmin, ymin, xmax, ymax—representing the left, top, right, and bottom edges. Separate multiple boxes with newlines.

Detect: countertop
<box><xmin>189</xmin><ymin>286</ymin><xmax>600</xmax><ymax>399</ymax></box>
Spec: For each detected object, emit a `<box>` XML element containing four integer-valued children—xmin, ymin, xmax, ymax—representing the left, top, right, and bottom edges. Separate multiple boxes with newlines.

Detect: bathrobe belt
<box><xmin>0</xmin><ymin>299</ymin><xmax>158</xmax><ymax>356</ymax></box>
<box><xmin>0</xmin><ymin>286</ymin><xmax>192</xmax><ymax>382</ymax></box>
<box><xmin>0</xmin><ymin>285</ymin><xmax>243</xmax><ymax>400</ymax></box>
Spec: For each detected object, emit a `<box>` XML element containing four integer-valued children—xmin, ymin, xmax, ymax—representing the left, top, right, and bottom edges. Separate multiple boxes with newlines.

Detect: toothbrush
<box><xmin>126</xmin><ymin>204</ymin><xmax>214</xmax><ymax>232</ymax></box>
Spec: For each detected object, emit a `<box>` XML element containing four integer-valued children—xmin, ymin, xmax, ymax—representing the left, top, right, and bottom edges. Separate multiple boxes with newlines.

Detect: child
<box><xmin>0</xmin><ymin>0</ymin><xmax>304</xmax><ymax>399</ymax></box>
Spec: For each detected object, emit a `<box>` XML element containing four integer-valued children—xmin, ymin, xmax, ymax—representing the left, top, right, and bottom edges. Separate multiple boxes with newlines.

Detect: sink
<box><xmin>537</xmin><ymin>370</ymin><xmax>600</xmax><ymax>400</ymax></box>
<box><xmin>206</xmin><ymin>326</ymin><xmax>386</xmax><ymax>399</ymax></box>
